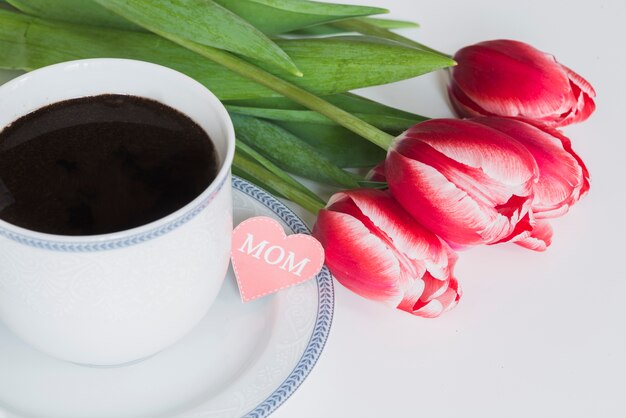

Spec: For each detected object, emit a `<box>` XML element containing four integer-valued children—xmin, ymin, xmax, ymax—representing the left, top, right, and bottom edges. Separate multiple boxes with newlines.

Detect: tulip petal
<box><xmin>492</xmin><ymin>209</ymin><xmax>534</xmax><ymax>245</ymax></box>
<box><xmin>560</xmin><ymin>65</ymin><xmax>596</xmax><ymax>126</ymax></box>
<box><xmin>396</xmin><ymin>276</ymin><xmax>427</xmax><ymax>313</ymax></box>
<box><xmin>437</xmin><ymin>277</ymin><xmax>462</xmax><ymax>311</ymax></box>
<box><xmin>564</xmin><ymin>65</ymin><xmax>596</xmax><ymax>98</ymax></box>
<box><xmin>421</xmin><ymin>272</ymin><xmax>450</xmax><ymax>301</ymax></box>
<box><xmin>472</xmin><ymin>117</ymin><xmax>590</xmax><ymax>218</ymax></box>
<box><xmin>328</xmin><ymin>189</ymin><xmax>455</xmax><ymax>281</ymax></box>
<box><xmin>409</xmin><ymin>299</ymin><xmax>446</xmax><ymax>318</ymax></box>
<box><xmin>399</xmin><ymin>276</ymin><xmax>462</xmax><ymax>318</ymax></box>
<box><xmin>387</xmin><ymin>150</ymin><xmax>531</xmax><ymax>246</ymax></box>
<box><xmin>448</xmin><ymin>82</ymin><xmax>492</xmax><ymax>118</ymax></box>
<box><xmin>393</xmin><ymin>120</ymin><xmax>538</xmax><ymax>200</ymax></box>
<box><xmin>313</xmin><ymin>209</ymin><xmax>405</xmax><ymax>304</ymax></box>
<box><xmin>366</xmin><ymin>161</ymin><xmax>387</xmax><ymax>182</ymax></box>
<box><xmin>514</xmin><ymin>220</ymin><xmax>553</xmax><ymax>251</ymax></box>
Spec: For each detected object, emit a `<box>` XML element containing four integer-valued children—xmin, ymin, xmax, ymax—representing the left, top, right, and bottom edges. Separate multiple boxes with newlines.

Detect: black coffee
<box><xmin>0</xmin><ymin>94</ymin><xmax>218</xmax><ymax>236</ymax></box>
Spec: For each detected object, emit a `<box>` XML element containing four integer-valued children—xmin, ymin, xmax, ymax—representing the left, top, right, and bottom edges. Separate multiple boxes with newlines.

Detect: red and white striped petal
<box><xmin>313</xmin><ymin>209</ymin><xmax>405</xmax><ymax>305</ymax></box>
<box><xmin>394</xmin><ymin>120</ymin><xmax>538</xmax><ymax>203</ymax></box>
<box><xmin>387</xmin><ymin>150</ymin><xmax>532</xmax><ymax>247</ymax></box>
<box><xmin>343</xmin><ymin>190</ymin><xmax>455</xmax><ymax>279</ymax></box>
<box><xmin>386</xmin><ymin>119</ymin><xmax>537</xmax><ymax>247</ymax></box>
<box><xmin>514</xmin><ymin>221</ymin><xmax>553</xmax><ymax>251</ymax></box>
<box><xmin>398</xmin><ymin>275</ymin><xmax>462</xmax><ymax>318</ymax></box>
<box><xmin>396</xmin><ymin>119</ymin><xmax>539</xmax><ymax>183</ymax></box>
<box><xmin>472</xmin><ymin>117</ymin><xmax>590</xmax><ymax>218</ymax></box>
<box><xmin>326</xmin><ymin>190</ymin><xmax>455</xmax><ymax>281</ymax></box>
<box><xmin>559</xmin><ymin>66</ymin><xmax>597</xmax><ymax>126</ymax></box>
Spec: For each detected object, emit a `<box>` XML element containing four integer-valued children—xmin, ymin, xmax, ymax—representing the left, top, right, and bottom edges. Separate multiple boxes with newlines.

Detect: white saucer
<box><xmin>0</xmin><ymin>177</ymin><xmax>334</xmax><ymax>418</ymax></box>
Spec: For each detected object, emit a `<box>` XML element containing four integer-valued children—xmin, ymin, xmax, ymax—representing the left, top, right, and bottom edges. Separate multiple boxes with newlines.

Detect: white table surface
<box><xmin>1</xmin><ymin>1</ymin><xmax>624</xmax><ymax>417</ymax></box>
<box><xmin>275</xmin><ymin>1</ymin><xmax>626</xmax><ymax>417</ymax></box>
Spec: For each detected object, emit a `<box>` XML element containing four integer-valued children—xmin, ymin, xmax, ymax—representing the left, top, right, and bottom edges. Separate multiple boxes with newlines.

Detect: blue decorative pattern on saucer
<box><xmin>0</xmin><ymin>175</ymin><xmax>227</xmax><ymax>252</ymax></box>
<box><xmin>233</xmin><ymin>177</ymin><xmax>334</xmax><ymax>418</ymax></box>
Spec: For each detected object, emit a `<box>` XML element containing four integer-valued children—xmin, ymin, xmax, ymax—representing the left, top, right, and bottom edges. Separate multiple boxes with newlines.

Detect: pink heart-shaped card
<box><xmin>231</xmin><ymin>217</ymin><xmax>325</xmax><ymax>302</ymax></box>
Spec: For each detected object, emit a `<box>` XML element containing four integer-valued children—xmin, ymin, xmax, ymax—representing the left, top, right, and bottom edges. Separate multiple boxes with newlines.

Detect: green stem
<box><xmin>227</xmin><ymin>105</ymin><xmax>427</xmax><ymax>131</ymax></box>
<box><xmin>235</xmin><ymin>141</ymin><xmax>324</xmax><ymax>203</ymax></box>
<box><xmin>332</xmin><ymin>19</ymin><xmax>453</xmax><ymax>59</ymax></box>
<box><xmin>151</xmin><ymin>30</ymin><xmax>394</xmax><ymax>150</ymax></box>
<box><xmin>233</xmin><ymin>153</ymin><xmax>325</xmax><ymax>214</ymax></box>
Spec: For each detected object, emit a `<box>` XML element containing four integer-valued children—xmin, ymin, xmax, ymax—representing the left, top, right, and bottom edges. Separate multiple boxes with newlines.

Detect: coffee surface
<box><xmin>0</xmin><ymin>94</ymin><xmax>218</xmax><ymax>235</ymax></box>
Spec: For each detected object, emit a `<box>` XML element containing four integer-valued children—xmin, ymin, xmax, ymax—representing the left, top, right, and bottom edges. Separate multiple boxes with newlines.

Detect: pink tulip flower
<box><xmin>449</xmin><ymin>39</ymin><xmax>596</xmax><ymax>127</ymax></box>
<box><xmin>313</xmin><ymin>189</ymin><xmax>460</xmax><ymax>318</ymax></box>
<box><xmin>385</xmin><ymin>119</ymin><xmax>539</xmax><ymax>248</ymax></box>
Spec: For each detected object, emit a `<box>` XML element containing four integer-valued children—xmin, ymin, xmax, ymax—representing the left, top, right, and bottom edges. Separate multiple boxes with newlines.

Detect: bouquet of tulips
<box><xmin>316</xmin><ymin>41</ymin><xmax>593</xmax><ymax>317</ymax></box>
<box><xmin>0</xmin><ymin>0</ymin><xmax>594</xmax><ymax>318</ymax></box>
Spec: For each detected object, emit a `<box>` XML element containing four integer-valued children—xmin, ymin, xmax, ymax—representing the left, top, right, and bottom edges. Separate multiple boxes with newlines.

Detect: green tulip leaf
<box><xmin>265</xmin><ymin>36</ymin><xmax>455</xmax><ymax>94</ymax></box>
<box><xmin>0</xmin><ymin>10</ymin><xmax>454</xmax><ymax>100</ymax></box>
<box><xmin>226</xmin><ymin>92</ymin><xmax>426</xmax><ymax>133</ymax></box>
<box><xmin>226</xmin><ymin>93</ymin><xmax>400</xmax><ymax>168</ymax></box>
<box><xmin>233</xmin><ymin>152</ymin><xmax>324</xmax><ymax>213</ymax></box>
<box><xmin>6</xmin><ymin>0</ymin><xmax>408</xmax><ymax>37</ymax></box>
<box><xmin>289</xmin><ymin>17</ymin><xmax>418</xmax><ymax>36</ymax></box>
<box><xmin>6</xmin><ymin>0</ymin><xmax>139</xmax><ymax>30</ymax></box>
<box><xmin>232</xmin><ymin>114</ymin><xmax>360</xmax><ymax>188</ymax></box>
<box><xmin>213</xmin><ymin>0</ymin><xmax>387</xmax><ymax>35</ymax></box>
<box><xmin>357</xmin><ymin>180</ymin><xmax>388</xmax><ymax>189</ymax></box>
<box><xmin>275</xmin><ymin>121</ymin><xmax>386</xmax><ymax>168</ymax></box>
<box><xmin>227</xmin><ymin>105</ymin><xmax>423</xmax><ymax>133</ymax></box>
<box><xmin>92</xmin><ymin>0</ymin><xmax>301</xmax><ymax>76</ymax></box>
<box><xmin>235</xmin><ymin>142</ymin><xmax>324</xmax><ymax>204</ymax></box>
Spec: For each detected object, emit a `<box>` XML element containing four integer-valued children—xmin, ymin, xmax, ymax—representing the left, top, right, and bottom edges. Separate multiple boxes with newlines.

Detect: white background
<box><xmin>276</xmin><ymin>0</ymin><xmax>626</xmax><ymax>417</ymax></box>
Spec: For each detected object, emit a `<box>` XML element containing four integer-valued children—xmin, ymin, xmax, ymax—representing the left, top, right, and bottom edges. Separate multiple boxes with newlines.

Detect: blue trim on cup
<box><xmin>0</xmin><ymin>175</ymin><xmax>228</xmax><ymax>252</ymax></box>
<box><xmin>232</xmin><ymin>177</ymin><xmax>334</xmax><ymax>418</ymax></box>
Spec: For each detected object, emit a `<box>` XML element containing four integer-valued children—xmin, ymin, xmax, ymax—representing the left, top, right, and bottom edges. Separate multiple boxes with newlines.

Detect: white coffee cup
<box><xmin>0</xmin><ymin>59</ymin><xmax>235</xmax><ymax>366</ymax></box>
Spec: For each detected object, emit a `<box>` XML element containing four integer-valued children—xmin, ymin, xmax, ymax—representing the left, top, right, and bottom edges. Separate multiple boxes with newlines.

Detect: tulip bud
<box><xmin>449</xmin><ymin>39</ymin><xmax>596</xmax><ymax>127</ymax></box>
<box><xmin>313</xmin><ymin>189</ymin><xmax>460</xmax><ymax>318</ymax></box>
<box><xmin>385</xmin><ymin>119</ymin><xmax>539</xmax><ymax>248</ymax></box>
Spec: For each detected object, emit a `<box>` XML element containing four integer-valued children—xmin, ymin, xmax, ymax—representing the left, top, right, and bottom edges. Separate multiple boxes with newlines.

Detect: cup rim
<box><xmin>0</xmin><ymin>58</ymin><xmax>235</xmax><ymax>248</ymax></box>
